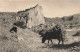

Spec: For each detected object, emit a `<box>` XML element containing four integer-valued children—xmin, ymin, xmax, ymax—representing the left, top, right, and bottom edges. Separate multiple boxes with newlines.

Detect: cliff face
<box><xmin>17</xmin><ymin>4</ymin><xmax>45</xmax><ymax>28</ymax></box>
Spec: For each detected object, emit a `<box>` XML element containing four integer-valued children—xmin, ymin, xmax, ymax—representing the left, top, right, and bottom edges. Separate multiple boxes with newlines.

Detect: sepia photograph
<box><xmin>0</xmin><ymin>0</ymin><xmax>80</xmax><ymax>52</ymax></box>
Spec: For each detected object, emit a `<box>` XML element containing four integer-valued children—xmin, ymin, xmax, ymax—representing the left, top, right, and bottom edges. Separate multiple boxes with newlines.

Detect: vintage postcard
<box><xmin>0</xmin><ymin>0</ymin><xmax>80</xmax><ymax>52</ymax></box>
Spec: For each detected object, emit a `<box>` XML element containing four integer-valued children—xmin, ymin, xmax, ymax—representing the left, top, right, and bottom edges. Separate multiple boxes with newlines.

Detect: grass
<box><xmin>0</xmin><ymin>12</ymin><xmax>80</xmax><ymax>52</ymax></box>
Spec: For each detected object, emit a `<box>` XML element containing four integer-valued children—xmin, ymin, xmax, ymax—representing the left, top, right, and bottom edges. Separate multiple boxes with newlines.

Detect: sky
<box><xmin>0</xmin><ymin>0</ymin><xmax>80</xmax><ymax>17</ymax></box>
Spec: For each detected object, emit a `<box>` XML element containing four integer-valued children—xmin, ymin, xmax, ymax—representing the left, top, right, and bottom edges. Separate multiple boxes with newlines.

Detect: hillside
<box><xmin>45</xmin><ymin>13</ymin><xmax>80</xmax><ymax>28</ymax></box>
<box><xmin>0</xmin><ymin>11</ymin><xmax>80</xmax><ymax>52</ymax></box>
<box><xmin>0</xmin><ymin>13</ymin><xmax>67</xmax><ymax>52</ymax></box>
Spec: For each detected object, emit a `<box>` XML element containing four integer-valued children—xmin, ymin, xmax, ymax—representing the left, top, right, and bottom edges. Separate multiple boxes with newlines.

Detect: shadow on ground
<box><xmin>13</xmin><ymin>21</ymin><xmax>27</xmax><ymax>29</ymax></box>
<box><xmin>72</xmin><ymin>30</ymin><xmax>80</xmax><ymax>36</ymax></box>
<box><xmin>42</xmin><ymin>41</ymin><xmax>80</xmax><ymax>49</ymax></box>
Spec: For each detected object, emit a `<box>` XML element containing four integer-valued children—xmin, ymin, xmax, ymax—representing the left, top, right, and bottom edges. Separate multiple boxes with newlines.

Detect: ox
<box><xmin>40</xmin><ymin>24</ymin><xmax>65</xmax><ymax>45</ymax></box>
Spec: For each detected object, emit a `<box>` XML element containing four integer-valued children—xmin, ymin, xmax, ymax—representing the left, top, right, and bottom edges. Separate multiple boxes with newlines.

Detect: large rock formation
<box><xmin>17</xmin><ymin>4</ymin><xmax>45</xmax><ymax>28</ymax></box>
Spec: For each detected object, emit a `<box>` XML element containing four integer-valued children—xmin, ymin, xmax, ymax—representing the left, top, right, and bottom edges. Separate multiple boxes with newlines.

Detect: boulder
<box><xmin>17</xmin><ymin>4</ymin><xmax>45</xmax><ymax>28</ymax></box>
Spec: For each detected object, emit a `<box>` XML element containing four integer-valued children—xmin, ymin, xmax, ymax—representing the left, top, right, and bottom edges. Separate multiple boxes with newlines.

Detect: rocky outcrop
<box><xmin>17</xmin><ymin>4</ymin><xmax>45</xmax><ymax>28</ymax></box>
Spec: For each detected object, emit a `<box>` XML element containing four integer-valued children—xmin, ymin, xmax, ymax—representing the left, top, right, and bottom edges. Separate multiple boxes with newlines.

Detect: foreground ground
<box><xmin>0</xmin><ymin>16</ymin><xmax>80</xmax><ymax>52</ymax></box>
